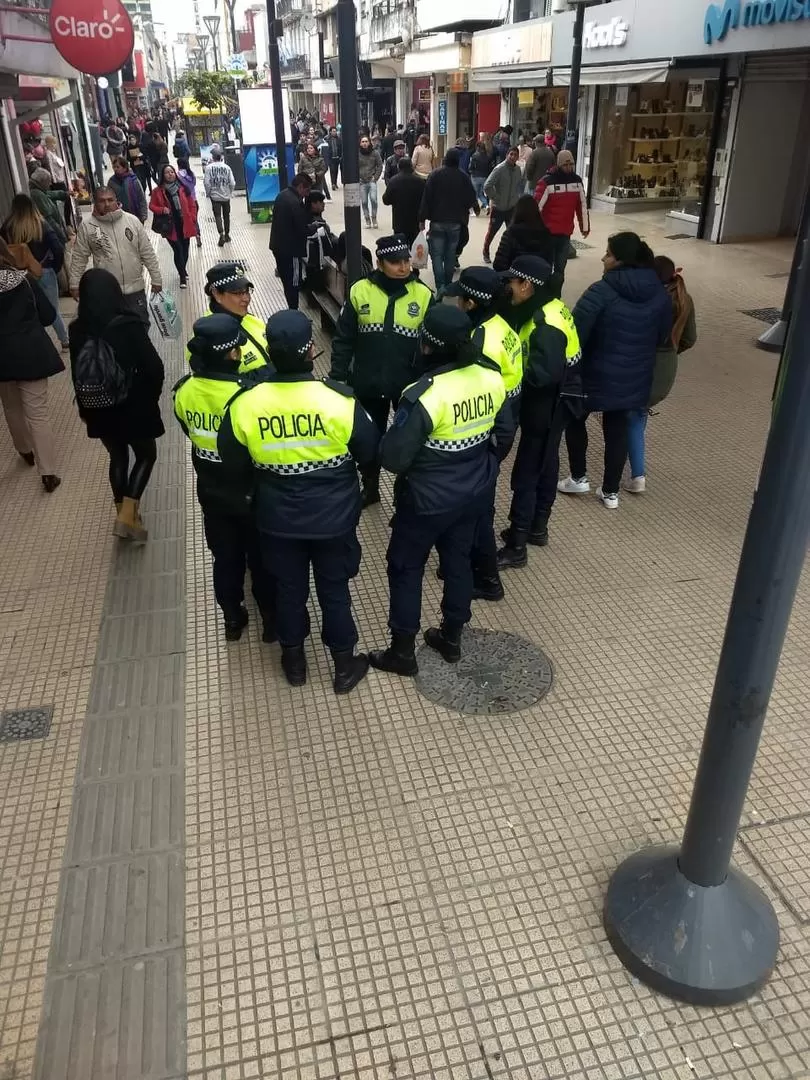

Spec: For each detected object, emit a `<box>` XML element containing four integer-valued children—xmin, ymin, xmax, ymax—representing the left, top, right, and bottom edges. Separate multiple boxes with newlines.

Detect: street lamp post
<box><xmin>564</xmin><ymin>0</ymin><xmax>591</xmax><ymax>156</ymax></box>
<box><xmin>197</xmin><ymin>33</ymin><xmax>210</xmax><ymax>71</ymax></box>
<box><xmin>203</xmin><ymin>15</ymin><xmax>222</xmax><ymax>71</ymax></box>
<box><xmin>336</xmin><ymin>0</ymin><xmax>362</xmax><ymax>283</ymax></box>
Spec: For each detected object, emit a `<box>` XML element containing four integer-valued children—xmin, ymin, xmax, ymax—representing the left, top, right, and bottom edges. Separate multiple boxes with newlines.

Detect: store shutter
<box><xmin>742</xmin><ymin>50</ymin><xmax>810</xmax><ymax>82</ymax></box>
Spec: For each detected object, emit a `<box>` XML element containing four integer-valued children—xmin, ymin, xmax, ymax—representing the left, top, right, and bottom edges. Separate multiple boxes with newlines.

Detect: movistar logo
<box><xmin>704</xmin><ymin>0</ymin><xmax>810</xmax><ymax>45</ymax></box>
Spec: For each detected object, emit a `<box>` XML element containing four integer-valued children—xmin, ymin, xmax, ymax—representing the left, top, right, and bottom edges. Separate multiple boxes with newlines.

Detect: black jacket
<box><xmin>0</xmin><ymin>272</ymin><xmax>64</xmax><ymax>382</ymax></box>
<box><xmin>383</xmin><ymin>153</ymin><xmax>406</xmax><ymax>183</ymax></box>
<box><xmin>69</xmin><ymin>314</ymin><xmax>165</xmax><ymax>440</ymax></box>
<box><xmin>217</xmin><ymin>373</ymin><xmax>380</xmax><ymax>538</ymax></box>
<box><xmin>469</xmin><ymin>150</ymin><xmax>492</xmax><ymax>178</ymax></box>
<box><xmin>502</xmin><ymin>291</ymin><xmax>571</xmax><ymax>436</ymax></box>
<box><xmin>418</xmin><ymin>166</ymin><xmax>478</xmax><ymax>226</ymax></box>
<box><xmin>269</xmin><ymin>186</ymin><xmax>309</xmax><ymax>257</ymax></box>
<box><xmin>380</xmin><ymin>356</ymin><xmax>516</xmax><ymax>516</ymax></box>
<box><xmin>327</xmin><ymin>134</ymin><xmax>342</xmax><ymax>161</ymax></box>
<box><xmin>329</xmin><ymin>270</ymin><xmax>433</xmax><ymax>400</ymax></box>
<box><xmin>381</xmin><ymin>172</ymin><xmax>424</xmax><ymax>244</ymax></box>
<box><xmin>492</xmin><ymin>222</ymin><xmax>554</xmax><ymax>273</ymax></box>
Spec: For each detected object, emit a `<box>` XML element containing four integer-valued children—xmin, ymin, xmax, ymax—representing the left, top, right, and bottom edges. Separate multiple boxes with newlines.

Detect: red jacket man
<box><xmin>533</xmin><ymin>149</ymin><xmax>589</xmax><ymax>280</ymax></box>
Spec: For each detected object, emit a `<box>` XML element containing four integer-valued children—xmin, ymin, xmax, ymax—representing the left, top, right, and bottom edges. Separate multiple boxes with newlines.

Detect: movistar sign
<box><xmin>705</xmin><ymin>0</ymin><xmax>810</xmax><ymax>44</ymax></box>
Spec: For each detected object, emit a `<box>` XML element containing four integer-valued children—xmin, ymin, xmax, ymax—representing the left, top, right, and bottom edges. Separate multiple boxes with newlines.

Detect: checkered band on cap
<box><xmin>377</xmin><ymin>241</ymin><xmax>410</xmax><ymax>258</ymax></box>
<box><xmin>211</xmin><ymin>273</ymin><xmax>250</xmax><ymax>288</ymax></box>
<box><xmin>509</xmin><ymin>267</ymin><xmax>546</xmax><ymax>286</ymax></box>
<box><xmin>460</xmin><ymin>283</ymin><xmax>496</xmax><ymax>301</ymax></box>
<box><xmin>211</xmin><ymin>334</ymin><xmax>243</xmax><ymax>352</ymax></box>
<box><xmin>420</xmin><ymin>325</ymin><xmax>446</xmax><ymax>348</ymax></box>
<box><xmin>255</xmin><ymin>453</ymin><xmax>351</xmax><ymax>475</ymax></box>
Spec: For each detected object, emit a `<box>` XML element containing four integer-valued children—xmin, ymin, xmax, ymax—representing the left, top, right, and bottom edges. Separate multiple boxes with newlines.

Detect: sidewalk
<box><xmin>0</xmin><ymin>185</ymin><xmax>808</xmax><ymax>1080</ymax></box>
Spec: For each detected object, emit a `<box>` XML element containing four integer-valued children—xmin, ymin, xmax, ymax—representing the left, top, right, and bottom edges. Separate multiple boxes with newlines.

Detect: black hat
<box><xmin>444</xmin><ymin>266</ymin><xmax>501</xmax><ymax>303</ymax></box>
<box><xmin>188</xmin><ymin>314</ymin><xmax>247</xmax><ymax>358</ymax></box>
<box><xmin>205</xmin><ymin>261</ymin><xmax>253</xmax><ymax>293</ymax></box>
<box><xmin>306</xmin><ymin>189</ymin><xmax>326</xmax><ymax>204</ymax></box>
<box><xmin>419</xmin><ymin>305</ymin><xmax>472</xmax><ymax>351</ymax></box>
<box><xmin>376</xmin><ymin>234</ymin><xmax>410</xmax><ymax>261</ymax></box>
<box><xmin>501</xmin><ymin>255</ymin><xmax>552</xmax><ymax>287</ymax></box>
<box><xmin>265</xmin><ymin>309</ymin><xmax>314</xmax><ymax>365</ymax></box>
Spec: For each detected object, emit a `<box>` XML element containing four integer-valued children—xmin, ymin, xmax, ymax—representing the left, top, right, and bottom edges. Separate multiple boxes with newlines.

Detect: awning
<box><xmin>553</xmin><ymin>60</ymin><xmax>672</xmax><ymax>86</ymax></box>
<box><xmin>469</xmin><ymin>66</ymin><xmax>549</xmax><ymax>90</ymax></box>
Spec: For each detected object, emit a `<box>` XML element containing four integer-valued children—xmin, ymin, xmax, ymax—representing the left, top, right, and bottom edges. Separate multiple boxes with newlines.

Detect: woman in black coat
<box><xmin>493</xmin><ymin>195</ymin><xmax>554</xmax><ymax>272</ymax></box>
<box><xmin>0</xmin><ymin>241</ymin><xmax>64</xmax><ymax>492</ymax></box>
<box><xmin>69</xmin><ymin>268</ymin><xmax>165</xmax><ymax>541</ymax></box>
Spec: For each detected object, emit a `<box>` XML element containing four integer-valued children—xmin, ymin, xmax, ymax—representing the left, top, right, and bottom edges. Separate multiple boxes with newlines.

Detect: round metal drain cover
<box><xmin>415</xmin><ymin>628</ymin><xmax>553</xmax><ymax>716</ymax></box>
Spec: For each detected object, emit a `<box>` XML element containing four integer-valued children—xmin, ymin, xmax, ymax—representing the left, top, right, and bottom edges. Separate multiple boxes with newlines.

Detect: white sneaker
<box><xmin>623</xmin><ymin>475</ymin><xmax>646</xmax><ymax>494</ymax></box>
<box><xmin>557</xmin><ymin>475</ymin><xmax>590</xmax><ymax>495</ymax></box>
<box><xmin>596</xmin><ymin>487</ymin><xmax>619</xmax><ymax>509</ymax></box>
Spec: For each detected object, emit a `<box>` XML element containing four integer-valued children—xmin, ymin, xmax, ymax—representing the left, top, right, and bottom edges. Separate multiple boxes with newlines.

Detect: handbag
<box><xmin>151</xmin><ymin>212</ymin><xmax>173</xmax><ymax>237</ymax></box>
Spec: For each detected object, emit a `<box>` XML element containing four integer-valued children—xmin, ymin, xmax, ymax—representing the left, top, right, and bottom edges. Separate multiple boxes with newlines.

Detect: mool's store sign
<box><xmin>583</xmin><ymin>16</ymin><xmax>630</xmax><ymax>48</ymax></box>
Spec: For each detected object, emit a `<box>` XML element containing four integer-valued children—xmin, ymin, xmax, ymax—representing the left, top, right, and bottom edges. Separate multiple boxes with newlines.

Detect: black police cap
<box><xmin>444</xmin><ymin>266</ymin><xmax>501</xmax><ymax>303</ymax></box>
<box><xmin>205</xmin><ymin>261</ymin><xmax>253</xmax><ymax>293</ymax></box>
<box><xmin>501</xmin><ymin>254</ymin><xmax>552</xmax><ymax>287</ymax></box>
<box><xmin>419</xmin><ymin>305</ymin><xmax>472</xmax><ymax>350</ymax></box>
<box><xmin>376</xmin><ymin>233</ymin><xmax>410</xmax><ymax>261</ymax></box>
<box><xmin>265</xmin><ymin>309</ymin><xmax>314</xmax><ymax>357</ymax></box>
<box><xmin>188</xmin><ymin>313</ymin><xmax>248</xmax><ymax>356</ymax></box>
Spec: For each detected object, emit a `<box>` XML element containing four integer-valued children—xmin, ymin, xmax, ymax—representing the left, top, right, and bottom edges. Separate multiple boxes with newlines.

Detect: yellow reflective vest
<box><xmin>350</xmin><ymin>276</ymin><xmax>431</xmax><ymax>341</ymax></box>
<box><xmin>478</xmin><ymin>313</ymin><xmax>524</xmax><ymax>396</ymax></box>
<box><xmin>173</xmin><ymin>372</ymin><xmax>242</xmax><ymax>462</ymax></box>
<box><xmin>186</xmin><ymin>311</ymin><xmax>270</xmax><ymax>374</ymax></box>
<box><xmin>411</xmin><ymin>363</ymin><xmax>506</xmax><ymax>452</ymax></box>
<box><xmin>518</xmin><ymin>298</ymin><xmax>581</xmax><ymax>367</ymax></box>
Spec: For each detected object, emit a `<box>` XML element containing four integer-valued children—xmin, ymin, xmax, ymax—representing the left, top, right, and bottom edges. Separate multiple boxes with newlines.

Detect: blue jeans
<box><xmin>627</xmin><ymin>408</ymin><xmax>648</xmax><ymax>478</ymax></box>
<box><xmin>549</xmin><ymin>233</ymin><xmax>571</xmax><ymax>278</ymax></box>
<box><xmin>37</xmin><ymin>267</ymin><xmax>68</xmax><ymax>345</ymax></box>
<box><xmin>471</xmin><ymin>176</ymin><xmax>488</xmax><ymax>208</ymax></box>
<box><xmin>360</xmin><ymin>181</ymin><xmax>378</xmax><ymax>223</ymax></box>
<box><xmin>428</xmin><ymin>222</ymin><xmax>461</xmax><ymax>293</ymax></box>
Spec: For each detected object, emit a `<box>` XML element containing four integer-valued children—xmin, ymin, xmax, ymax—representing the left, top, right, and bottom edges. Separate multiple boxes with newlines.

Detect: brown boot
<box><xmin>113</xmin><ymin>497</ymin><xmax>148</xmax><ymax>542</ymax></box>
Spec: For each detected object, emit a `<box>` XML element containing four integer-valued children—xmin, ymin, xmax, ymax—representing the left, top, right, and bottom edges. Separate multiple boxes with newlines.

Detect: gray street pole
<box><xmin>204</xmin><ymin>15</ymin><xmax>221</xmax><ymax>71</ymax></box>
<box><xmin>336</xmin><ymin>0</ymin><xmax>362</xmax><ymax>284</ymax></box>
<box><xmin>264</xmin><ymin>0</ymin><xmax>289</xmax><ymax>190</ymax></box>
<box><xmin>604</xmin><ymin>181</ymin><xmax>810</xmax><ymax>1005</ymax></box>
<box><xmin>564</xmin><ymin>0</ymin><xmax>586</xmax><ymax>156</ymax></box>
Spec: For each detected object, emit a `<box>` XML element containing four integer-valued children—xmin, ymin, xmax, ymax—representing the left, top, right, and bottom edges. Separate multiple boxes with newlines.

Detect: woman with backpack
<box><xmin>68</xmin><ymin>268</ymin><xmax>165</xmax><ymax>541</ymax></box>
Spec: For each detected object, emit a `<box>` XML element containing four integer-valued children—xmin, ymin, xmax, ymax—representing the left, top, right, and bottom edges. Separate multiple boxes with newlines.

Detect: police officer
<box><xmin>444</xmin><ymin>266</ymin><xmax>523</xmax><ymax>601</ymax></box>
<box><xmin>369</xmin><ymin>306</ymin><xmax>515</xmax><ymax>677</ymax></box>
<box><xmin>329</xmin><ymin>233</ymin><xmax>433</xmax><ymax>507</ymax></box>
<box><xmin>173</xmin><ymin>315</ymin><xmax>276</xmax><ymax>641</ymax></box>
<box><xmin>218</xmin><ymin>310</ymin><xmax>380</xmax><ymax>694</ymax></box>
<box><xmin>496</xmin><ymin>256</ymin><xmax>583</xmax><ymax>570</ymax></box>
<box><xmin>189</xmin><ymin>262</ymin><xmax>271</xmax><ymax>374</ymax></box>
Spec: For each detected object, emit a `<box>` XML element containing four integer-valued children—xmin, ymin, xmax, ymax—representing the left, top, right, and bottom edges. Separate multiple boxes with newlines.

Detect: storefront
<box><xmin>469</xmin><ymin>19</ymin><xmax>556</xmax><ymax>140</ymax></box>
<box><xmin>514</xmin><ymin>87</ymin><xmax>569</xmax><ymax>144</ymax></box>
<box><xmin>402</xmin><ymin>36</ymin><xmax>472</xmax><ymax>157</ymax></box>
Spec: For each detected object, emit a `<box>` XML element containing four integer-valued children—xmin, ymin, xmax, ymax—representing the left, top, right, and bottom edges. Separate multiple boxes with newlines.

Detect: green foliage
<box><xmin>178</xmin><ymin>69</ymin><xmax>235</xmax><ymax>111</ymax></box>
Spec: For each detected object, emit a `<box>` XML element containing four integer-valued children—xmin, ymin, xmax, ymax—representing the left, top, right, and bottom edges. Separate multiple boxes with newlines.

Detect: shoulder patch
<box><xmin>322</xmin><ymin>376</ymin><xmax>354</xmax><ymax>397</ymax></box>
<box><xmin>401</xmin><ymin>375</ymin><xmax>433</xmax><ymax>403</ymax></box>
<box><xmin>171</xmin><ymin>372</ymin><xmax>191</xmax><ymax>396</ymax></box>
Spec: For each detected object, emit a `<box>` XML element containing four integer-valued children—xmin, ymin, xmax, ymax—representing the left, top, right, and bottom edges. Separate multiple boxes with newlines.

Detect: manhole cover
<box><xmin>664</xmin><ymin>233</ymin><xmax>695</xmax><ymax>240</ymax></box>
<box><xmin>740</xmin><ymin>307</ymin><xmax>781</xmax><ymax>325</ymax></box>
<box><xmin>415</xmin><ymin>628</ymin><xmax>553</xmax><ymax>716</ymax></box>
<box><xmin>0</xmin><ymin>706</ymin><xmax>53</xmax><ymax>742</ymax></box>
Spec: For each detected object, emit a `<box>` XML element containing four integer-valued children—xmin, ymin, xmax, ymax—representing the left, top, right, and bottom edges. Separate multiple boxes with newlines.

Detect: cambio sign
<box><xmin>49</xmin><ymin>0</ymin><xmax>134</xmax><ymax>75</ymax></box>
<box><xmin>583</xmin><ymin>17</ymin><xmax>629</xmax><ymax>48</ymax></box>
<box><xmin>704</xmin><ymin>0</ymin><xmax>810</xmax><ymax>44</ymax></box>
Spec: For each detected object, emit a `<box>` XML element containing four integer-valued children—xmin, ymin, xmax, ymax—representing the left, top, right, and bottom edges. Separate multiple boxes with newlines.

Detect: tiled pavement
<box><xmin>0</xmin><ymin>186</ymin><xmax>808</xmax><ymax>1080</ymax></box>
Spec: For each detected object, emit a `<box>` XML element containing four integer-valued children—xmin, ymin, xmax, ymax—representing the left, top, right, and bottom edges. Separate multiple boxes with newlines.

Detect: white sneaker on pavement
<box><xmin>557</xmin><ymin>475</ymin><xmax>590</xmax><ymax>495</ymax></box>
<box><xmin>623</xmin><ymin>475</ymin><xmax>646</xmax><ymax>494</ymax></box>
<box><xmin>596</xmin><ymin>487</ymin><xmax>619</xmax><ymax>509</ymax></box>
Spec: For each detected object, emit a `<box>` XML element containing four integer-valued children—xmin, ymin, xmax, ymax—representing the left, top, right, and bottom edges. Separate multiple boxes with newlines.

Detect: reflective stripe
<box><xmin>507</xmin><ymin>385</ymin><xmax>521</xmax><ymax>399</ymax></box>
<box><xmin>425</xmin><ymin>431</ymin><xmax>492</xmax><ymax>452</ymax></box>
<box><xmin>194</xmin><ymin>446</ymin><xmax>222</xmax><ymax>462</ymax></box>
<box><xmin>255</xmin><ymin>453</ymin><xmax>351</xmax><ymax>474</ymax></box>
<box><xmin>261</xmin><ymin>439</ymin><xmax>332</xmax><ymax>450</ymax></box>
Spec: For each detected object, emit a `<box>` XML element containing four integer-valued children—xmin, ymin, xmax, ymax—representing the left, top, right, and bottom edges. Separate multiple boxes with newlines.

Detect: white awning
<box><xmin>554</xmin><ymin>60</ymin><xmax>672</xmax><ymax>86</ymax></box>
<box><xmin>470</xmin><ymin>66</ymin><xmax>549</xmax><ymax>90</ymax></box>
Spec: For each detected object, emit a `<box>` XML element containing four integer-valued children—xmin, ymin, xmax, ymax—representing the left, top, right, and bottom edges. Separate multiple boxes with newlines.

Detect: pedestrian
<box><xmin>454</xmin><ymin>136</ymin><xmax>472</xmax><ymax>174</ymax></box>
<box><xmin>149</xmin><ymin>164</ymin><xmax>197</xmax><ymax>289</ymax></box>
<box><xmin>533</xmin><ymin>149</ymin><xmax>590</xmax><ymax>280</ymax></box>
<box><xmin>109</xmin><ymin>156</ymin><xmax>148</xmax><ymax>223</ymax></box>
<box><xmin>69</xmin><ymin>268</ymin><xmax>164</xmax><ymax>540</ymax></box>
<box><xmin>203</xmin><ymin>145</ymin><xmax>236</xmax><ymax>248</ymax></box>
<box><xmin>150</xmin><ymin>131</ymin><xmax>170</xmax><ymax>175</ymax></box>
<box><xmin>418</xmin><ymin>148</ymin><xmax>479</xmax><ymax>294</ymax></box>
<box><xmin>496</xmin><ymin>256</ymin><xmax>583</xmax><ymax>568</ymax></box>
<box><xmin>380</xmin><ymin>125</ymin><xmax>396</xmax><ymax>160</ymax></box>
<box><xmin>443</xmin><ymin>266</ymin><xmax>523</xmax><ymax>600</ymax></box>
<box><xmin>358</xmin><ymin>134</ymin><xmax>383</xmax><ymax>228</ymax></box>
<box><xmin>176</xmin><ymin>158</ymin><xmax>203</xmax><ymax>249</ymax></box>
<box><xmin>492</xmin><ymin>194</ymin><xmax>554</xmax><ymax>273</ymax></box>
<box><xmin>298</xmin><ymin>142</ymin><xmax>329</xmax><ymax>198</ymax></box>
<box><xmin>173</xmin><ymin>128</ymin><xmax>190</xmax><ymax>160</ymax></box>
<box><xmin>174</xmin><ymin>314</ymin><xmax>275</xmax><ymax>640</ymax></box>
<box><xmin>1</xmin><ymin>193</ymin><xmax>69</xmax><ymax>353</ymax></box>
<box><xmin>624</xmin><ymin>256</ymin><xmax>698</xmax><ymax>493</ymax></box>
<box><xmin>411</xmin><ymin>134</ymin><xmax>435</xmax><ymax>179</ymax></box>
<box><xmin>269</xmin><ymin>172</ymin><xmax>312</xmax><ymax>309</ymax></box>
<box><xmin>523</xmin><ymin>134</ymin><xmax>556</xmax><ymax>196</ymax></box>
<box><xmin>304</xmin><ymin>190</ymin><xmax>338</xmax><ymax>292</ymax></box>
<box><xmin>197</xmin><ymin>262</ymin><xmax>270</xmax><ymax>373</ymax></box>
<box><xmin>70</xmin><ymin>185</ymin><xmax>162</xmax><ymax>325</ymax></box>
<box><xmin>383</xmin><ymin>139</ymin><xmax>408</xmax><ymax>183</ymax></box>
<box><xmin>0</xmin><ymin>238</ymin><xmax>63</xmax><ymax>493</ymax></box>
<box><xmin>127</xmin><ymin>132</ymin><xmax>152</xmax><ymax>192</ymax></box>
<box><xmin>28</xmin><ymin>167</ymin><xmax>68</xmax><ymax>243</ymax></box>
<box><xmin>368</xmin><ymin>306</ymin><xmax>514</xmax><ymax>676</ymax></box>
<box><xmin>218</xmin><ymin>310</ymin><xmax>380</xmax><ymax>693</ymax></box>
<box><xmin>41</xmin><ymin>134</ymin><xmax>74</xmax><ymax>228</ymax></box>
<box><xmin>381</xmin><ymin>158</ymin><xmax>424</xmax><ymax>247</ymax></box>
<box><xmin>327</xmin><ymin>126</ymin><xmax>342</xmax><ymax>189</ymax></box>
<box><xmin>469</xmin><ymin>141</ymin><xmax>492</xmax><ymax>209</ymax></box>
<box><xmin>558</xmin><ymin>232</ymin><xmax>672</xmax><ymax>511</ymax></box>
<box><xmin>482</xmin><ymin>146</ymin><xmax>523</xmax><ymax>264</ymax></box>
<box><xmin>106</xmin><ymin>120</ymin><xmax>126</xmax><ymax>160</ymax></box>
<box><xmin>329</xmin><ymin>233</ymin><xmax>433</xmax><ymax>506</ymax></box>
<box><xmin>517</xmin><ymin>135</ymin><xmax>532</xmax><ymax>175</ymax></box>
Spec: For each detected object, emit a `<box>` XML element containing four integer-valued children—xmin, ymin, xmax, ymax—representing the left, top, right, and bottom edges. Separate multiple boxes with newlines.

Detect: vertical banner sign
<box><xmin>438</xmin><ymin>96</ymin><xmax>447</xmax><ymax>136</ymax></box>
<box><xmin>49</xmin><ymin>0</ymin><xmax>135</xmax><ymax>76</ymax></box>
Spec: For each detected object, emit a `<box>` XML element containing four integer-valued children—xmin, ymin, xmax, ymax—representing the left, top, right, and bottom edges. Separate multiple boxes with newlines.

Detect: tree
<box><xmin>177</xmin><ymin>69</ymin><xmax>234</xmax><ymax>112</ymax></box>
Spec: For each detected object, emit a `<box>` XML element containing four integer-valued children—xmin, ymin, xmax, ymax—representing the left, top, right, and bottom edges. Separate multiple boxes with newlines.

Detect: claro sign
<box><xmin>49</xmin><ymin>0</ymin><xmax>134</xmax><ymax>75</ymax></box>
<box><xmin>704</xmin><ymin>0</ymin><xmax>810</xmax><ymax>44</ymax></box>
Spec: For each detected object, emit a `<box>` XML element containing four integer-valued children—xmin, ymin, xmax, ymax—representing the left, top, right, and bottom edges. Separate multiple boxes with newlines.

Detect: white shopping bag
<box><xmin>410</xmin><ymin>230</ymin><xmax>428</xmax><ymax>270</ymax></box>
<box><xmin>148</xmin><ymin>290</ymin><xmax>182</xmax><ymax>340</ymax></box>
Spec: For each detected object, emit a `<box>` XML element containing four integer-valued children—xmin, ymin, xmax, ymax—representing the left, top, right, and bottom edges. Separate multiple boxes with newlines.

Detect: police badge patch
<box><xmin>407</xmin><ymin>302</ymin><xmax>420</xmax><ymax>317</ymax></box>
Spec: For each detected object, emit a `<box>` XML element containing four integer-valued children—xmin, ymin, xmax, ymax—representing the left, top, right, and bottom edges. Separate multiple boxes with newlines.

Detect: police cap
<box><xmin>419</xmin><ymin>305</ymin><xmax>472</xmax><ymax>351</ymax></box>
<box><xmin>205</xmin><ymin>261</ymin><xmax>253</xmax><ymax>294</ymax></box>
<box><xmin>265</xmin><ymin>310</ymin><xmax>314</xmax><ymax>369</ymax></box>
<box><xmin>501</xmin><ymin>255</ymin><xmax>552</xmax><ymax>287</ymax></box>
<box><xmin>188</xmin><ymin>314</ymin><xmax>248</xmax><ymax>360</ymax></box>
<box><xmin>444</xmin><ymin>266</ymin><xmax>501</xmax><ymax>303</ymax></box>
<box><xmin>376</xmin><ymin>233</ymin><xmax>410</xmax><ymax>262</ymax></box>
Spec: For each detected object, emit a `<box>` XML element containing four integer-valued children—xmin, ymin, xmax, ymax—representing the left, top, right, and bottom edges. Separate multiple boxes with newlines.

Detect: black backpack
<box><xmin>73</xmin><ymin>335</ymin><xmax>132</xmax><ymax>409</ymax></box>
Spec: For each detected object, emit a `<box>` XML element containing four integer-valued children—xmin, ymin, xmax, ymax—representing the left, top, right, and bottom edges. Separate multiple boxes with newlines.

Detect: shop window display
<box><xmin>593</xmin><ymin>81</ymin><xmax>716</xmax><ymax>213</ymax></box>
<box><xmin>515</xmin><ymin>88</ymin><xmax>568</xmax><ymax>142</ymax></box>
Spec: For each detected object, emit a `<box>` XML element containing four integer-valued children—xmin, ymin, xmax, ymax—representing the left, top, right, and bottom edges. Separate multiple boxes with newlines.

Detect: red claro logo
<box><xmin>49</xmin><ymin>0</ymin><xmax>134</xmax><ymax>76</ymax></box>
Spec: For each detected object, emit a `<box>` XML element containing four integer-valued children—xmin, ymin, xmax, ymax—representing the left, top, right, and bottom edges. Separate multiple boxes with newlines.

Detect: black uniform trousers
<box><xmin>263</xmin><ymin>530</ymin><xmax>361</xmax><ymax>652</ymax></box>
<box><xmin>387</xmin><ymin>502</ymin><xmax>480</xmax><ymax>635</ymax></box>
<box><xmin>202</xmin><ymin>508</ymin><xmax>275</xmax><ymax>619</ymax></box>
<box><xmin>357</xmin><ymin>395</ymin><xmax>394</xmax><ymax>484</ymax></box>
<box><xmin>469</xmin><ymin>395</ymin><xmax>519</xmax><ymax>570</ymax></box>
<box><xmin>508</xmin><ymin>399</ymin><xmax>573</xmax><ymax>533</ymax></box>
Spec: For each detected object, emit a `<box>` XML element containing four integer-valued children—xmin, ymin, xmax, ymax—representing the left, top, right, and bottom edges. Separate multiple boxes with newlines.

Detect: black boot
<box><xmin>261</xmin><ymin>611</ymin><xmax>277</xmax><ymax>644</ymax></box>
<box><xmin>496</xmin><ymin>526</ymin><xmax>528</xmax><ymax>570</ymax></box>
<box><xmin>472</xmin><ymin>572</ymin><xmax>505</xmax><ymax>601</ymax></box>
<box><xmin>369</xmin><ymin>631</ymin><xmax>418</xmax><ymax>676</ymax></box>
<box><xmin>223</xmin><ymin>605</ymin><xmax>249</xmax><ymax>641</ymax></box>
<box><xmin>332</xmin><ymin>649</ymin><xmax>369</xmax><ymax>694</ymax></box>
<box><xmin>528</xmin><ymin>512</ymin><xmax>549</xmax><ymax>547</ymax></box>
<box><xmin>423</xmin><ymin>622</ymin><xmax>462</xmax><ymax>663</ymax></box>
<box><xmin>281</xmin><ymin>645</ymin><xmax>307</xmax><ymax>686</ymax></box>
<box><xmin>361</xmin><ymin>474</ymin><xmax>380</xmax><ymax>508</ymax></box>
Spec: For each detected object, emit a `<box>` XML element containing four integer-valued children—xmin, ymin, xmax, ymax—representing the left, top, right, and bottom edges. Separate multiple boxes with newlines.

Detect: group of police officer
<box><xmin>172</xmin><ymin>235</ymin><xmax>582</xmax><ymax>695</ymax></box>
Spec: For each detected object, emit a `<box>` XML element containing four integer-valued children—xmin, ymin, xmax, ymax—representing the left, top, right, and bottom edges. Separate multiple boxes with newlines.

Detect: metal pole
<box><xmin>336</xmin><ymin>0</ymin><xmax>361</xmax><ymax>284</ymax></box>
<box><xmin>265</xmin><ymin>0</ymin><xmax>289</xmax><ymax>190</ymax></box>
<box><xmin>756</xmin><ymin>188</ymin><xmax>809</xmax><ymax>353</ymax></box>
<box><xmin>212</xmin><ymin>35</ymin><xmax>220</xmax><ymax>72</ymax></box>
<box><xmin>604</xmin><ymin>180</ymin><xmax>810</xmax><ymax>1005</ymax></box>
<box><xmin>564</xmin><ymin>1</ymin><xmax>586</xmax><ymax>156</ymax></box>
